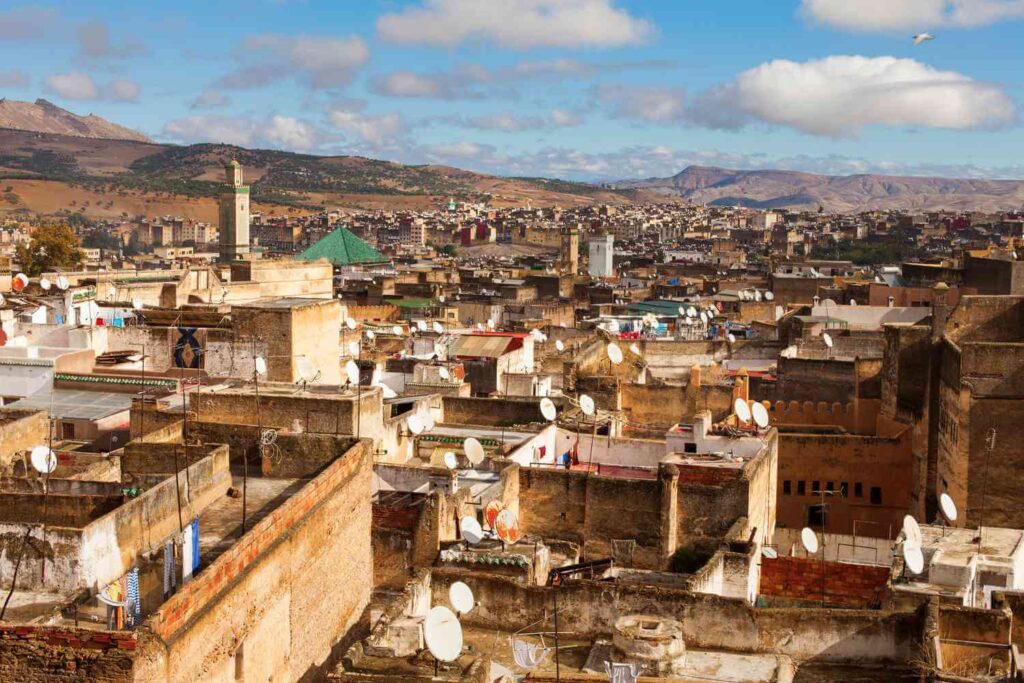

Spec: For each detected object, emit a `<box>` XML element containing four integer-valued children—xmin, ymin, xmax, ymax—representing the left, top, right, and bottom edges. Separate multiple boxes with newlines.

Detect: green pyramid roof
<box><xmin>296</xmin><ymin>227</ymin><xmax>385</xmax><ymax>266</ymax></box>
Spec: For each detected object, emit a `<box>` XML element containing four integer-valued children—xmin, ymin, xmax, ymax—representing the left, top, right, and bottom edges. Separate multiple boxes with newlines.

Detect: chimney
<box><xmin>689</xmin><ymin>364</ymin><xmax>702</xmax><ymax>388</ymax></box>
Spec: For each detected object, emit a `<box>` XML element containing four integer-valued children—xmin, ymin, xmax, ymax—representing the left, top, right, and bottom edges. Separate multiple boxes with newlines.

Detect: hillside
<box><xmin>0</xmin><ymin>128</ymin><xmax>632</xmax><ymax>218</ymax></box>
<box><xmin>0</xmin><ymin>98</ymin><xmax>151</xmax><ymax>143</ymax></box>
<box><xmin>618</xmin><ymin>166</ymin><xmax>1024</xmax><ymax>212</ymax></box>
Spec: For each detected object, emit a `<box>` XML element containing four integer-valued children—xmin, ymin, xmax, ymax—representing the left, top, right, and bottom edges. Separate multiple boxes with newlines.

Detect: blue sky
<box><xmin>1</xmin><ymin>0</ymin><xmax>1024</xmax><ymax>180</ymax></box>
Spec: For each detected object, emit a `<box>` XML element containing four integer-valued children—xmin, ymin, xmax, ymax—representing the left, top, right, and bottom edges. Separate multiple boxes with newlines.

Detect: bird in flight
<box><xmin>912</xmin><ymin>32</ymin><xmax>935</xmax><ymax>45</ymax></box>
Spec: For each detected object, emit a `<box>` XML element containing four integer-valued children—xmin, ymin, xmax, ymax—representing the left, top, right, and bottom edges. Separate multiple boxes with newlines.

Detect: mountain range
<box><xmin>0</xmin><ymin>97</ymin><xmax>1023</xmax><ymax>216</ymax></box>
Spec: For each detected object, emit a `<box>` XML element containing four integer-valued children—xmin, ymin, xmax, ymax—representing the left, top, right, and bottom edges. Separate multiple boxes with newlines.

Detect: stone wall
<box><xmin>0</xmin><ymin>409</ymin><xmax>48</xmax><ymax>473</ymax></box>
<box><xmin>0</xmin><ymin>625</ymin><xmax>136</xmax><ymax>682</ymax></box>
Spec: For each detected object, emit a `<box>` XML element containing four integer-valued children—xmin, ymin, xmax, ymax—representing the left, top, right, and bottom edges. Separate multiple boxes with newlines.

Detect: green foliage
<box><xmin>810</xmin><ymin>240</ymin><xmax>919</xmax><ymax>266</ymax></box>
<box><xmin>15</xmin><ymin>224</ymin><xmax>83</xmax><ymax>276</ymax></box>
<box><xmin>82</xmin><ymin>231</ymin><xmax>123</xmax><ymax>251</ymax></box>
<box><xmin>437</xmin><ymin>244</ymin><xmax>458</xmax><ymax>256</ymax></box>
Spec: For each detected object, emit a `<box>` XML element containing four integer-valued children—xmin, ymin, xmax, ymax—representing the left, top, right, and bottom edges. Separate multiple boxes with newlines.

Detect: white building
<box><xmin>588</xmin><ymin>233</ymin><xmax>614</xmax><ymax>277</ymax></box>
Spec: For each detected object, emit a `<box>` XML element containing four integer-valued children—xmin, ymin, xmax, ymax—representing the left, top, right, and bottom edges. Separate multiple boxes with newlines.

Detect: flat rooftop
<box><xmin>10</xmin><ymin>388</ymin><xmax>132</xmax><ymax>420</ymax></box>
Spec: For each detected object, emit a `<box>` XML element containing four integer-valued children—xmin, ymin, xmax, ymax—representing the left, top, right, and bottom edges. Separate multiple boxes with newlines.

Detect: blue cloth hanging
<box><xmin>191</xmin><ymin>518</ymin><xmax>200</xmax><ymax>572</ymax></box>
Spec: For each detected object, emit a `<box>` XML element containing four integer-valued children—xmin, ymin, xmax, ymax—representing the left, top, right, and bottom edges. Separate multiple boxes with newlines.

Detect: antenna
<box><xmin>751</xmin><ymin>402</ymin><xmax>769</xmax><ymax>429</ymax></box>
<box><xmin>463</xmin><ymin>437</ymin><xmax>484</xmax><ymax>465</ymax></box>
<box><xmin>540</xmin><ymin>397</ymin><xmax>557</xmax><ymax>422</ymax></box>
<box><xmin>460</xmin><ymin>515</ymin><xmax>483</xmax><ymax>544</ymax></box>
<box><xmin>734</xmin><ymin>398</ymin><xmax>752</xmax><ymax>424</ymax></box>
<box><xmin>449</xmin><ymin>581</ymin><xmax>475</xmax><ymax>615</ymax></box>
<box><xmin>424</xmin><ymin>606</ymin><xmax>464</xmax><ymax>666</ymax></box>
<box><xmin>579</xmin><ymin>394</ymin><xmax>595</xmax><ymax>417</ymax></box>
<box><xmin>800</xmin><ymin>527</ymin><xmax>819</xmax><ymax>554</ymax></box>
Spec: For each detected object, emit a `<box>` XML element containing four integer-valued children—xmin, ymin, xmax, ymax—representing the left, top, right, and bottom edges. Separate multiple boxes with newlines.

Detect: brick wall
<box><xmin>0</xmin><ymin>625</ymin><xmax>136</xmax><ymax>682</ymax></box>
<box><xmin>759</xmin><ymin>557</ymin><xmax>889</xmax><ymax>608</ymax></box>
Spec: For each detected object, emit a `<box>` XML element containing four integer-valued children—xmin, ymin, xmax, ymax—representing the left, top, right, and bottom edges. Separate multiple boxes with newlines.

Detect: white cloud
<box><xmin>0</xmin><ymin>69</ymin><xmax>29</xmax><ymax>87</ymax></box>
<box><xmin>264</xmin><ymin>115</ymin><xmax>322</xmax><ymax>151</ymax></box>
<box><xmin>0</xmin><ymin>6</ymin><xmax>55</xmax><ymax>41</ymax></box>
<box><xmin>377</xmin><ymin>0</ymin><xmax>654</xmax><ymax>49</ymax></box>
<box><xmin>594</xmin><ymin>85</ymin><xmax>687</xmax><ymax>124</ymax></box>
<box><xmin>802</xmin><ymin>0</ymin><xmax>1024</xmax><ymax>30</ymax></box>
<box><xmin>327</xmin><ymin>103</ymin><xmax>407</xmax><ymax>147</ymax></box>
<box><xmin>687</xmin><ymin>56</ymin><xmax>1016</xmax><ymax>137</ymax></box>
<box><xmin>77</xmin><ymin>19</ymin><xmax>147</xmax><ymax>59</ymax></box>
<box><xmin>44</xmin><ymin>72</ymin><xmax>100</xmax><ymax>100</ymax></box>
<box><xmin>106</xmin><ymin>78</ymin><xmax>141</xmax><ymax>102</ymax></box>
<box><xmin>190</xmin><ymin>90</ymin><xmax>231</xmax><ymax>109</ymax></box>
<box><xmin>368</xmin><ymin>69</ymin><xmax>489</xmax><ymax>100</ymax></box>
<box><xmin>163</xmin><ymin>116</ymin><xmax>260</xmax><ymax>147</ymax></box>
<box><xmin>222</xmin><ymin>33</ymin><xmax>370</xmax><ymax>90</ymax></box>
<box><xmin>550</xmin><ymin>109</ymin><xmax>583</xmax><ymax>126</ymax></box>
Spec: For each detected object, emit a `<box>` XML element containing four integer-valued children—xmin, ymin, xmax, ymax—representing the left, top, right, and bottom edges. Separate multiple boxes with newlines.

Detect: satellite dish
<box><xmin>579</xmin><ymin>394</ymin><xmax>595</xmax><ymax>417</ymax></box>
<box><xmin>297</xmin><ymin>356</ymin><xmax>318</xmax><ymax>382</ymax></box>
<box><xmin>495</xmin><ymin>508</ymin><xmax>521</xmax><ymax>544</ymax></box>
<box><xmin>365</xmin><ymin>329</ymin><xmax>375</xmax><ymax>340</ymax></box>
<box><xmin>734</xmin><ymin>398</ymin><xmax>752</xmax><ymax>424</ymax></box>
<box><xmin>540</xmin><ymin>397</ymin><xmax>557</xmax><ymax>422</ymax></box>
<box><xmin>443</xmin><ymin>451</ymin><xmax>457</xmax><ymax>469</ymax></box>
<box><xmin>629</xmin><ymin>343</ymin><xmax>641</xmax><ymax>355</ymax></box>
<box><xmin>12</xmin><ymin>273</ymin><xmax>28</xmax><ymax>292</ymax></box>
<box><xmin>762</xmin><ymin>546</ymin><xmax>779</xmax><ymax>559</ymax></box>
<box><xmin>449</xmin><ymin>581</ymin><xmax>475</xmax><ymax>615</ymax></box>
<box><xmin>904</xmin><ymin>545</ymin><xmax>925</xmax><ymax>575</ymax></box>
<box><xmin>30</xmin><ymin>446</ymin><xmax>57</xmax><ymax>475</ymax></box>
<box><xmin>416</xmin><ymin>320</ymin><xmax>428</xmax><ymax>332</ymax></box>
<box><xmin>727</xmin><ymin>333</ymin><xmax>736</xmax><ymax>344</ymax></box>
<box><xmin>345</xmin><ymin>360</ymin><xmax>360</xmax><ymax>385</ymax></box>
<box><xmin>132</xmin><ymin>298</ymin><xmax>143</xmax><ymax>311</ymax></box>
<box><xmin>607</xmin><ymin>342</ymin><xmax>623</xmax><ymax>365</ymax></box>
<box><xmin>439</xmin><ymin>367</ymin><xmax>451</xmax><ymax>381</ymax></box>
<box><xmin>463</xmin><ymin>437</ymin><xmax>485</xmax><ymax>465</ymax></box>
<box><xmin>408</xmin><ymin>414</ymin><xmax>425</xmax><ymax>436</ymax></box>
<box><xmin>460</xmin><ymin>516</ymin><xmax>483</xmax><ymax>545</ymax></box>
<box><xmin>476</xmin><ymin>323</ymin><xmax>484</xmax><ymax>331</ymax></box>
<box><xmin>254</xmin><ymin>356</ymin><xmax>267</xmax><ymax>375</ymax></box>
<box><xmin>903</xmin><ymin>515</ymin><xmax>922</xmax><ymax>549</ymax></box>
<box><xmin>0</xmin><ymin>293</ymin><xmax>5</xmax><ymax>306</ymax></box>
<box><xmin>754</xmin><ymin>290</ymin><xmax>763</xmax><ymax>302</ymax></box>
<box><xmin>677</xmin><ymin>306</ymin><xmax>686</xmax><ymax>316</ymax></box>
<box><xmin>850</xmin><ymin>299</ymin><xmax>858</xmax><ymax>306</ymax></box>
<box><xmin>801</xmin><ymin>527</ymin><xmax>819</xmax><ymax>554</ymax></box>
<box><xmin>381</xmin><ymin>385</ymin><xmax>397</xmax><ymax>399</ymax></box>
<box><xmin>392</xmin><ymin>325</ymin><xmax>403</xmax><ymax>336</ymax></box>
<box><xmin>700</xmin><ymin>311</ymin><xmax>708</xmax><ymax>324</ymax></box>
<box><xmin>345</xmin><ymin>317</ymin><xmax>357</xmax><ymax>330</ymax></box>
<box><xmin>822</xmin><ymin>333</ymin><xmax>834</xmax><ymax>349</ymax></box>
<box><xmin>423</xmin><ymin>412</ymin><xmax>436</xmax><ymax>432</ymax></box>
<box><xmin>424</xmin><ymin>606</ymin><xmax>464</xmax><ymax>663</ymax></box>
<box><xmin>687</xmin><ymin>306</ymin><xmax>697</xmax><ymax>318</ymax></box>
<box><xmin>486</xmin><ymin>319</ymin><xmax>495</xmax><ymax>329</ymax></box>
<box><xmin>751</xmin><ymin>402</ymin><xmax>770</xmax><ymax>428</ymax></box>
<box><xmin>348</xmin><ymin>341</ymin><xmax>360</xmax><ymax>357</ymax></box>
<box><xmin>39</xmin><ymin>277</ymin><xmax>52</xmax><ymax>291</ymax></box>
<box><xmin>56</xmin><ymin>275</ymin><xmax>69</xmax><ymax>291</ymax></box>
<box><xmin>940</xmin><ymin>493</ymin><xmax>958</xmax><ymax>522</ymax></box>
<box><xmin>555</xmin><ymin>339</ymin><xmax>565</xmax><ymax>352</ymax></box>
<box><xmin>765</xmin><ymin>291</ymin><xmax>775</xmax><ymax>301</ymax></box>
<box><xmin>432</xmin><ymin>321</ymin><xmax>444</xmax><ymax>334</ymax></box>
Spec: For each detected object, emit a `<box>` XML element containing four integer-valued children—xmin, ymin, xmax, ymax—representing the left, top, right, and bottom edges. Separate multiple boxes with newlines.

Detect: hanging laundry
<box><xmin>181</xmin><ymin>524</ymin><xmax>194</xmax><ymax>583</ymax></box>
<box><xmin>163</xmin><ymin>539</ymin><xmax>176</xmax><ymax>599</ymax></box>
<box><xmin>125</xmin><ymin>568</ymin><xmax>140</xmax><ymax>627</ymax></box>
<box><xmin>190</xmin><ymin>518</ymin><xmax>200</xmax><ymax>573</ymax></box>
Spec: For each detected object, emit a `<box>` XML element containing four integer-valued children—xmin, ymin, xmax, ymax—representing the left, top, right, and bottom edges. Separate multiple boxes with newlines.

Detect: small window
<box><xmin>808</xmin><ymin>504</ymin><xmax>826</xmax><ymax>528</ymax></box>
<box><xmin>797</xmin><ymin>481</ymin><xmax>806</xmax><ymax>496</ymax></box>
<box><xmin>683</xmin><ymin>442</ymin><xmax>697</xmax><ymax>454</ymax></box>
<box><xmin>826</xmin><ymin>481</ymin><xmax>834</xmax><ymax>493</ymax></box>
<box><xmin>783</xmin><ymin>480</ymin><xmax>792</xmax><ymax>495</ymax></box>
<box><xmin>812</xmin><ymin>481</ymin><xmax>820</xmax><ymax>495</ymax></box>
<box><xmin>870</xmin><ymin>486</ymin><xmax>882</xmax><ymax>505</ymax></box>
<box><xmin>854</xmin><ymin>482</ymin><xmax>863</xmax><ymax>498</ymax></box>
<box><xmin>62</xmin><ymin>422</ymin><xmax>75</xmax><ymax>439</ymax></box>
<box><xmin>840</xmin><ymin>482</ymin><xmax>849</xmax><ymax>498</ymax></box>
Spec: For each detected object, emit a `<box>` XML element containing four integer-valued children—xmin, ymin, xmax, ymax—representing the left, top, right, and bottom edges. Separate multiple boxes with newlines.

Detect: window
<box><xmin>783</xmin><ymin>480</ymin><xmax>792</xmax><ymax>495</ymax></box>
<box><xmin>840</xmin><ymin>482</ymin><xmax>849</xmax><ymax>498</ymax></box>
<box><xmin>62</xmin><ymin>422</ymin><xmax>75</xmax><ymax>439</ymax></box>
<box><xmin>808</xmin><ymin>504</ymin><xmax>826</xmax><ymax>528</ymax></box>
<box><xmin>826</xmin><ymin>481</ymin><xmax>834</xmax><ymax>493</ymax></box>
<box><xmin>812</xmin><ymin>481</ymin><xmax>821</xmax><ymax>495</ymax></box>
<box><xmin>797</xmin><ymin>481</ymin><xmax>806</xmax><ymax>496</ymax></box>
<box><xmin>870</xmin><ymin>486</ymin><xmax>882</xmax><ymax>505</ymax></box>
<box><xmin>683</xmin><ymin>442</ymin><xmax>697</xmax><ymax>454</ymax></box>
<box><xmin>854</xmin><ymin>482</ymin><xmax>863</xmax><ymax>498</ymax></box>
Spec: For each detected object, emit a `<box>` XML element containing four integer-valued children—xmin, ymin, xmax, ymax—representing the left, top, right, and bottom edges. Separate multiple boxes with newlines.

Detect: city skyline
<box><xmin>1</xmin><ymin>0</ymin><xmax>1024</xmax><ymax>181</ymax></box>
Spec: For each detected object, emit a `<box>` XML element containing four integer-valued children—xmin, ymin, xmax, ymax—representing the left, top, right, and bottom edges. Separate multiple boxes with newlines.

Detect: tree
<box><xmin>15</xmin><ymin>225</ymin><xmax>83</xmax><ymax>276</ymax></box>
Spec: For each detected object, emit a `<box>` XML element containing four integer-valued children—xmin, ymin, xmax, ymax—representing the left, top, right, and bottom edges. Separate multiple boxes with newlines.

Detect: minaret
<box><xmin>561</xmin><ymin>227</ymin><xmax>579</xmax><ymax>275</ymax></box>
<box><xmin>218</xmin><ymin>160</ymin><xmax>250</xmax><ymax>262</ymax></box>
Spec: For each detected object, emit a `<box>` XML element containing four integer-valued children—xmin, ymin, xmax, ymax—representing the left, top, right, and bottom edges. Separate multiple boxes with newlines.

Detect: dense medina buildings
<box><xmin>4</xmin><ymin>164</ymin><xmax>1024</xmax><ymax>681</ymax></box>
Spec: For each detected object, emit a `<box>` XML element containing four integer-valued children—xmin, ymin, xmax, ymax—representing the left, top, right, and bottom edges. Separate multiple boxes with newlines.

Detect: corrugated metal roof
<box><xmin>449</xmin><ymin>335</ymin><xmax>514</xmax><ymax>358</ymax></box>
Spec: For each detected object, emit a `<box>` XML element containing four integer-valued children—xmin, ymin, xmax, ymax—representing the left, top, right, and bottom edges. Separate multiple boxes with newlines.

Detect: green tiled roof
<box><xmin>296</xmin><ymin>227</ymin><xmax>385</xmax><ymax>266</ymax></box>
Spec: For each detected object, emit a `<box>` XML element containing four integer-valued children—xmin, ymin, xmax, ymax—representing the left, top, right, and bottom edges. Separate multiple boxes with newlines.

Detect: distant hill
<box><xmin>0</xmin><ymin>98</ymin><xmax>151</xmax><ymax>143</ymax></box>
<box><xmin>617</xmin><ymin>165</ymin><xmax>1024</xmax><ymax>213</ymax></box>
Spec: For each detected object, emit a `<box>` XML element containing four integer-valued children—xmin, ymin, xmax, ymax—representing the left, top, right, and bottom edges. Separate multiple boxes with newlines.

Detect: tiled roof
<box><xmin>295</xmin><ymin>227</ymin><xmax>385</xmax><ymax>266</ymax></box>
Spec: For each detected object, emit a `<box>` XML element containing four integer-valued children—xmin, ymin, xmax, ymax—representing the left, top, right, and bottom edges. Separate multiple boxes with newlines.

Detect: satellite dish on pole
<box><xmin>555</xmin><ymin>339</ymin><xmax>565</xmax><ymax>352</ymax></box>
<box><xmin>606</xmin><ymin>342</ymin><xmax>623</xmax><ymax>365</ymax></box>
<box><xmin>495</xmin><ymin>509</ymin><xmax>521</xmax><ymax>544</ymax></box>
<box><xmin>12</xmin><ymin>273</ymin><xmax>28</xmax><ymax>292</ymax></box>
<box><xmin>579</xmin><ymin>394</ymin><xmax>595</xmax><ymax>417</ymax></box>
<box><xmin>297</xmin><ymin>357</ymin><xmax>318</xmax><ymax>383</ymax></box>
<box><xmin>734</xmin><ymin>398</ymin><xmax>752</xmax><ymax>424</ymax></box>
<box><xmin>629</xmin><ymin>342</ymin><xmax>641</xmax><ymax>355</ymax></box>
<box><xmin>438</xmin><ymin>366</ymin><xmax>451</xmax><ymax>381</ymax></box>
<box><xmin>463</xmin><ymin>437</ymin><xmax>484</xmax><ymax>465</ymax></box>
<box><xmin>822</xmin><ymin>333</ymin><xmax>834</xmax><ymax>349</ymax></box>
<box><xmin>416</xmin><ymin>320</ymin><xmax>428</xmax><ymax>332</ymax></box>
<box><xmin>540</xmin><ymin>397</ymin><xmax>557</xmax><ymax>422</ymax></box>
<box><xmin>700</xmin><ymin>311</ymin><xmax>708</xmax><ymax>325</ymax></box>
<box><xmin>677</xmin><ymin>306</ymin><xmax>686</xmax><ymax>316</ymax></box>
<box><xmin>801</xmin><ymin>527</ymin><xmax>819</xmax><ymax>554</ymax></box>
<box><xmin>940</xmin><ymin>493</ymin><xmax>958</xmax><ymax>522</ymax></box>
<box><xmin>407</xmin><ymin>414</ymin><xmax>425</xmax><ymax>436</ymax></box>
<box><xmin>39</xmin><ymin>277</ymin><xmax>52</xmax><ymax>291</ymax></box>
<box><xmin>433</xmin><ymin>321</ymin><xmax>445</xmax><ymax>334</ymax></box>
<box><xmin>751</xmin><ymin>402</ymin><xmax>770</xmax><ymax>428</ymax></box>
<box><xmin>727</xmin><ymin>333</ymin><xmax>736</xmax><ymax>344</ymax></box>
<box><xmin>365</xmin><ymin>329</ymin><xmax>375</xmax><ymax>340</ymax></box>
<box><xmin>903</xmin><ymin>515</ymin><xmax>922</xmax><ymax>549</ymax></box>
<box><xmin>254</xmin><ymin>356</ymin><xmax>267</xmax><ymax>376</ymax></box>
<box><xmin>348</xmin><ymin>341</ymin><xmax>360</xmax><ymax>357</ymax></box>
<box><xmin>30</xmin><ymin>446</ymin><xmax>57</xmax><ymax>475</ymax></box>
<box><xmin>345</xmin><ymin>360</ymin><xmax>360</xmax><ymax>386</ymax></box>
<box><xmin>765</xmin><ymin>291</ymin><xmax>775</xmax><ymax>301</ymax></box>
<box><xmin>381</xmin><ymin>385</ymin><xmax>397</xmax><ymax>399</ymax></box>
<box><xmin>904</xmin><ymin>544</ymin><xmax>925</xmax><ymax>575</ymax></box>
<box><xmin>460</xmin><ymin>516</ymin><xmax>483</xmax><ymax>545</ymax></box>
<box><xmin>443</xmin><ymin>451</ymin><xmax>458</xmax><ymax>470</ymax></box>
<box><xmin>392</xmin><ymin>325</ymin><xmax>403</xmax><ymax>336</ymax></box>
<box><xmin>449</xmin><ymin>581</ymin><xmax>475</xmax><ymax>615</ymax></box>
<box><xmin>345</xmin><ymin>317</ymin><xmax>357</xmax><ymax>331</ymax></box>
<box><xmin>424</xmin><ymin>606</ymin><xmax>464</xmax><ymax>663</ymax></box>
<box><xmin>687</xmin><ymin>306</ymin><xmax>697</xmax><ymax>318</ymax></box>
<box><xmin>56</xmin><ymin>275</ymin><xmax>69</xmax><ymax>291</ymax></box>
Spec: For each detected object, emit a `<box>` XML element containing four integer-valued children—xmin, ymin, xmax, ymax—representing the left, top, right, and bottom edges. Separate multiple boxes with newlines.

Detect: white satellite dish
<box><xmin>30</xmin><ymin>446</ymin><xmax>57</xmax><ymax>475</ymax></box>
<box><xmin>56</xmin><ymin>275</ymin><xmax>69</xmax><ymax>291</ymax></box>
<box><xmin>677</xmin><ymin>306</ymin><xmax>686</xmax><ymax>316</ymax></box>
<box><xmin>903</xmin><ymin>515</ymin><xmax>922</xmax><ymax>549</ymax></box>
<box><xmin>449</xmin><ymin>581</ymin><xmax>475</xmax><ymax>615</ymax></box>
<box><xmin>381</xmin><ymin>385</ymin><xmax>398</xmax><ymax>399</ymax></box>
<box><xmin>734</xmin><ymin>398</ymin><xmax>752</xmax><ymax>424</ymax></box>
<box><xmin>416</xmin><ymin>320</ymin><xmax>428</xmax><ymax>332</ymax></box>
<box><xmin>345</xmin><ymin>360</ymin><xmax>360</xmax><ymax>386</ymax></box>
<box><xmin>460</xmin><ymin>516</ymin><xmax>483</xmax><ymax>544</ymax></box>
<box><xmin>629</xmin><ymin>342</ymin><xmax>641</xmax><ymax>355</ymax></box>
<box><xmin>850</xmin><ymin>299</ymin><xmax>858</xmax><ymax>306</ymax></box>
<box><xmin>762</xmin><ymin>547</ymin><xmax>779</xmax><ymax>559</ymax></box>
<box><xmin>443</xmin><ymin>451</ymin><xmax>458</xmax><ymax>469</ymax></box>
<box><xmin>365</xmin><ymin>329</ymin><xmax>375</xmax><ymax>340</ymax></box>
<box><xmin>392</xmin><ymin>325</ymin><xmax>403</xmax><ymax>336</ymax></box>
<box><xmin>727</xmin><ymin>333</ymin><xmax>736</xmax><ymax>344</ymax></box>
<box><xmin>540</xmin><ymin>397</ymin><xmax>557</xmax><ymax>422</ymax></box>
<box><xmin>432</xmin><ymin>321</ymin><xmax>444</xmax><ymax>334</ymax></box>
<box><xmin>0</xmin><ymin>293</ymin><xmax>5</xmax><ymax>306</ymax></box>
<box><xmin>297</xmin><ymin>357</ymin><xmax>318</xmax><ymax>382</ymax></box>
<box><xmin>424</xmin><ymin>605</ymin><xmax>464</xmax><ymax>663</ymax></box>
<box><xmin>132</xmin><ymin>298</ymin><xmax>143</xmax><ymax>311</ymax></box>
<box><xmin>555</xmin><ymin>340</ymin><xmax>565</xmax><ymax>352</ymax></box>
<box><xmin>407</xmin><ymin>414</ymin><xmax>425</xmax><ymax>436</ymax></box>
<box><xmin>822</xmin><ymin>333</ymin><xmax>834</xmax><ymax>349</ymax></box>
<box><xmin>254</xmin><ymin>356</ymin><xmax>267</xmax><ymax>375</ymax></box>
<box><xmin>348</xmin><ymin>341</ymin><xmax>360</xmax><ymax>357</ymax></box>
<box><xmin>687</xmin><ymin>306</ymin><xmax>697</xmax><ymax>318</ymax></box>
<box><xmin>486</xmin><ymin>319</ymin><xmax>495</xmax><ymax>329</ymax></box>
<box><xmin>579</xmin><ymin>394</ymin><xmax>595</xmax><ymax>417</ymax></box>
<box><xmin>345</xmin><ymin>317</ymin><xmax>357</xmax><ymax>331</ymax></box>
<box><xmin>904</xmin><ymin>544</ymin><xmax>925</xmax><ymax>575</ymax></box>
<box><xmin>476</xmin><ymin>323</ymin><xmax>484</xmax><ymax>331</ymax></box>
<box><xmin>439</xmin><ymin>367</ymin><xmax>451</xmax><ymax>381</ymax></box>
<box><xmin>700</xmin><ymin>311</ymin><xmax>708</xmax><ymax>325</ymax></box>
<box><xmin>751</xmin><ymin>402</ymin><xmax>770</xmax><ymax>429</ymax></box>
<box><xmin>754</xmin><ymin>290</ymin><xmax>763</xmax><ymax>302</ymax></box>
<box><xmin>940</xmin><ymin>493</ymin><xmax>958</xmax><ymax>522</ymax></box>
<box><xmin>463</xmin><ymin>437</ymin><xmax>485</xmax><ymax>465</ymax></box>
<box><xmin>606</xmin><ymin>342</ymin><xmax>623</xmax><ymax>365</ymax></box>
<box><xmin>39</xmin><ymin>277</ymin><xmax>52</xmax><ymax>291</ymax></box>
<box><xmin>801</xmin><ymin>527</ymin><xmax>819</xmax><ymax>554</ymax></box>
<box><xmin>423</xmin><ymin>412</ymin><xmax>436</xmax><ymax>432</ymax></box>
<box><xmin>765</xmin><ymin>291</ymin><xmax>775</xmax><ymax>301</ymax></box>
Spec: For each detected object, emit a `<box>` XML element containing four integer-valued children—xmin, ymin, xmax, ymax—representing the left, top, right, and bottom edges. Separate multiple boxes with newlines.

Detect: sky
<box><xmin>1</xmin><ymin>0</ymin><xmax>1024</xmax><ymax>181</ymax></box>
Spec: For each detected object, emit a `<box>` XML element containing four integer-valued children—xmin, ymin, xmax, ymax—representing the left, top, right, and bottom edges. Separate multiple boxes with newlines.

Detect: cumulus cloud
<box><xmin>263</xmin><ymin>115</ymin><xmax>322</xmax><ymax>151</ymax></box>
<box><xmin>77</xmin><ymin>19</ymin><xmax>147</xmax><ymax>59</ymax></box>
<box><xmin>44</xmin><ymin>72</ymin><xmax>142</xmax><ymax>102</ymax></box>
<box><xmin>0</xmin><ymin>6</ymin><xmax>55</xmax><ymax>41</ymax></box>
<box><xmin>368</xmin><ymin>67</ymin><xmax>492</xmax><ymax>100</ymax></box>
<box><xmin>593</xmin><ymin>85</ymin><xmax>687</xmax><ymax>124</ymax></box>
<box><xmin>189</xmin><ymin>90</ymin><xmax>231</xmax><ymax>109</ymax></box>
<box><xmin>377</xmin><ymin>0</ymin><xmax>654</xmax><ymax>49</ymax></box>
<box><xmin>218</xmin><ymin>33</ymin><xmax>369</xmax><ymax>90</ymax></box>
<box><xmin>326</xmin><ymin>101</ymin><xmax>407</xmax><ymax>147</ymax></box>
<box><xmin>801</xmin><ymin>0</ymin><xmax>1024</xmax><ymax>31</ymax></box>
<box><xmin>686</xmin><ymin>56</ymin><xmax>1016</xmax><ymax>137</ymax></box>
<box><xmin>162</xmin><ymin>114</ymin><xmax>328</xmax><ymax>151</ymax></box>
<box><xmin>434</xmin><ymin>110</ymin><xmax>584</xmax><ymax>131</ymax></box>
<box><xmin>0</xmin><ymin>69</ymin><xmax>29</xmax><ymax>87</ymax></box>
